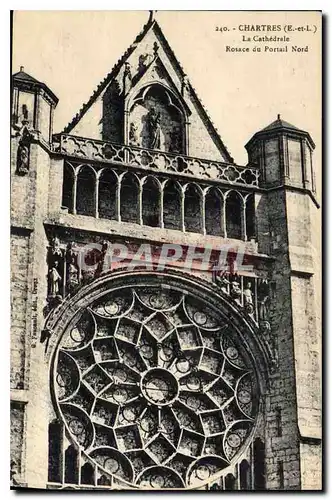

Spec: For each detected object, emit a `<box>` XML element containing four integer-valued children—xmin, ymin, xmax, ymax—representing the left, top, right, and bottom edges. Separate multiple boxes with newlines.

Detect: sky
<box><xmin>12</xmin><ymin>10</ymin><xmax>321</xmax><ymax>175</ymax></box>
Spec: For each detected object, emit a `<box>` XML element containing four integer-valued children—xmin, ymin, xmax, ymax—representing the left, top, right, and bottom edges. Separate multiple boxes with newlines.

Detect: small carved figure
<box><xmin>215</xmin><ymin>273</ymin><xmax>230</xmax><ymax>294</ymax></box>
<box><xmin>181</xmin><ymin>74</ymin><xmax>189</xmax><ymax>96</ymax></box>
<box><xmin>95</xmin><ymin>240</ymin><xmax>109</xmax><ymax>277</ymax></box>
<box><xmin>16</xmin><ymin>127</ymin><xmax>31</xmax><ymax>175</ymax></box>
<box><xmin>257</xmin><ymin>279</ymin><xmax>270</xmax><ymax>320</ymax></box>
<box><xmin>259</xmin><ymin>320</ymin><xmax>271</xmax><ymax>335</ymax></box>
<box><xmin>230</xmin><ymin>277</ymin><xmax>242</xmax><ymax>303</ymax></box>
<box><xmin>12</xmin><ymin>104</ymin><xmax>30</xmax><ymax>136</ymax></box>
<box><xmin>66</xmin><ymin>242</ymin><xmax>79</xmax><ymax>292</ymax></box>
<box><xmin>48</xmin><ymin>236</ymin><xmax>63</xmax><ymax>273</ymax></box>
<box><xmin>138</xmin><ymin>53</ymin><xmax>153</xmax><ymax>75</ymax></box>
<box><xmin>50</xmin><ymin>236</ymin><xmax>62</xmax><ymax>259</ymax></box>
<box><xmin>21</xmin><ymin>104</ymin><xmax>29</xmax><ymax>124</ymax></box>
<box><xmin>40</xmin><ymin>328</ymin><xmax>53</xmax><ymax>345</ymax></box>
<box><xmin>123</xmin><ymin>62</ymin><xmax>132</xmax><ymax>94</ymax></box>
<box><xmin>243</xmin><ymin>282</ymin><xmax>254</xmax><ymax>314</ymax></box>
<box><xmin>48</xmin><ymin>263</ymin><xmax>62</xmax><ymax>297</ymax></box>
<box><xmin>67</xmin><ymin>263</ymin><xmax>79</xmax><ymax>290</ymax></box>
<box><xmin>129</xmin><ymin>122</ymin><xmax>139</xmax><ymax>145</ymax></box>
<box><xmin>148</xmin><ymin>108</ymin><xmax>161</xmax><ymax>149</ymax></box>
<box><xmin>153</xmin><ymin>41</ymin><xmax>159</xmax><ymax>55</ymax></box>
<box><xmin>124</xmin><ymin>62</ymin><xmax>132</xmax><ymax>81</ymax></box>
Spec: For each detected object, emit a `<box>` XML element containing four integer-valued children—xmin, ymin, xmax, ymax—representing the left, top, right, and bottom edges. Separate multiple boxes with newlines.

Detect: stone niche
<box><xmin>129</xmin><ymin>84</ymin><xmax>185</xmax><ymax>154</ymax></box>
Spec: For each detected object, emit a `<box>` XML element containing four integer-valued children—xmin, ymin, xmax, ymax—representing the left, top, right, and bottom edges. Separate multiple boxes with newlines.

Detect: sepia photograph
<box><xmin>10</xmin><ymin>10</ymin><xmax>322</xmax><ymax>491</ymax></box>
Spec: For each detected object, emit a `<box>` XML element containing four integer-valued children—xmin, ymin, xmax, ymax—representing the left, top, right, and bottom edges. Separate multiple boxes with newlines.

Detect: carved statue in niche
<box><xmin>47</xmin><ymin>236</ymin><xmax>64</xmax><ymax>303</ymax></box>
<box><xmin>123</xmin><ymin>62</ymin><xmax>132</xmax><ymax>95</ymax></box>
<box><xmin>147</xmin><ymin>107</ymin><xmax>161</xmax><ymax>149</ymax></box>
<box><xmin>48</xmin><ymin>262</ymin><xmax>62</xmax><ymax>297</ymax></box>
<box><xmin>137</xmin><ymin>53</ymin><xmax>154</xmax><ymax>76</ymax></box>
<box><xmin>95</xmin><ymin>240</ymin><xmax>109</xmax><ymax>277</ymax></box>
<box><xmin>66</xmin><ymin>242</ymin><xmax>80</xmax><ymax>293</ymax></box>
<box><xmin>124</xmin><ymin>62</ymin><xmax>132</xmax><ymax>81</ymax></box>
<box><xmin>257</xmin><ymin>278</ymin><xmax>270</xmax><ymax>321</ymax></box>
<box><xmin>12</xmin><ymin>104</ymin><xmax>29</xmax><ymax>136</ymax></box>
<box><xmin>16</xmin><ymin>127</ymin><xmax>31</xmax><ymax>176</ymax></box>
<box><xmin>243</xmin><ymin>282</ymin><xmax>254</xmax><ymax>315</ymax></box>
<box><xmin>230</xmin><ymin>276</ymin><xmax>242</xmax><ymax>304</ymax></box>
<box><xmin>181</xmin><ymin>74</ymin><xmax>189</xmax><ymax>97</ymax></box>
<box><xmin>48</xmin><ymin>237</ymin><xmax>63</xmax><ymax>266</ymax></box>
<box><xmin>153</xmin><ymin>41</ymin><xmax>159</xmax><ymax>56</ymax></box>
<box><xmin>129</xmin><ymin>122</ymin><xmax>139</xmax><ymax>146</ymax></box>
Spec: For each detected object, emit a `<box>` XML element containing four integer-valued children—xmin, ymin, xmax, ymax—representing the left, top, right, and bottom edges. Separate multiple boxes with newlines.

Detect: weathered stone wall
<box><xmin>299</xmin><ymin>442</ymin><xmax>322</xmax><ymax>490</ymax></box>
<box><xmin>10</xmin><ymin>232</ymin><xmax>30</xmax><ymax>390</ymax></box>
<box><xmin>10</xmin><ymin>402</ymin><xmax>26</xmax><ymax>478</ymax></box>
<box><xmin>262</xmin><ymin>189</ymin><xmax>301</xmax><ymax>490</ymax></box>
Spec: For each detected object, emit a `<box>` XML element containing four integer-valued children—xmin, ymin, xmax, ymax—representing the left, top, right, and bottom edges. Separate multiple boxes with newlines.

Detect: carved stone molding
<box><xmin>52</xmin><ymin>133</ymin><xmax>260</xmax><ymax>187</ymax></box>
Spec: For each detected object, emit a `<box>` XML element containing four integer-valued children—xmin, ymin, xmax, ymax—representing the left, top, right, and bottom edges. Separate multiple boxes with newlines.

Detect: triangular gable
<box><xmin>62</xmin><ymin>15</ymin><xmax>233</xmax><ymax>163</ymax></box>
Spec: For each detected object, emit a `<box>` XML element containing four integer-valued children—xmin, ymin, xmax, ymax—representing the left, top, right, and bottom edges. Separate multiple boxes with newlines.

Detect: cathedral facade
<box><xmin>10</xmin><ymin>13</ymin><xmax>321</xmax><ymax>490</ymax></box>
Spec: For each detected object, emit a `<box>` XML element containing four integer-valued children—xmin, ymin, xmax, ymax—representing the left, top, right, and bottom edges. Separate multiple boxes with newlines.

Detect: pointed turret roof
<box><xmin>245</xmin><ymin>114</ymin><xmax>315</xmax><ymax>150</ymax></box>
<box><xmin>261</xmin><ymin>114</ymin><xmax>300</xmax><ymax>132</ymax></box>
<box><xmin>13</xmin><ymin>67</ymin><xmax>41</xmax><ymax>84</ymax></box>
<box><xmin>12</xmin><ymin>66</ymin><xmax>58</xmax><ymax>106</ymax></box>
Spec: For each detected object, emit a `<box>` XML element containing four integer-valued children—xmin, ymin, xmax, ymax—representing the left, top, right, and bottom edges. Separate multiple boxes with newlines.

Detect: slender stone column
<box><xmin>180</xmin><ymin>188</ymin><xmax>185</xmax><ymax>232</ymax></box>
<box><xmin>116</xmin><ymin>176</ymin><xmax>121</xmax><ymax>222</ymax></box>
<box><xmin>241</xmin><ymin>196</ymin><xmax>247</xmax><ymax>241</ymax></box>
<box><xmin>95</xmin><ymin>174</ymin><xmax>99</xmax><ymax>218</ymax></box>
<box><xmin>160</xmin><ymin>184</ymin><xmax>164</xmax><ymax>229</ymax></box>
<box><xmin>201</xmin><ymin>192</ymin><xmax>206</xmax><ymax>235</ymax></box>
<box><xmin>222</xmin><ymin>192</ymin><xmax>228</xmax><ymax>239</ymax></box>
<box><xmin>72</xmin><ymin>173</ymin><xmax>77</xmax><ymax>215</ymax></box>
<box><xmin>138</xmin><ymin>182</ymin><xmax>143</xmax><ymax>225</ymax></box>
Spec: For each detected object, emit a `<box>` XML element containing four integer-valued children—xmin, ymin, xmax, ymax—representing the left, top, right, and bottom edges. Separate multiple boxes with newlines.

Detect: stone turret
<box><xmin>12</xmin><ymin>66</ymin><xmax>58</xmax><ymax>144</ymax></box>
<box><xmin>246</xmin><ymin>114</ymin><xmax>315</xmax><ymax>192</ymax></box>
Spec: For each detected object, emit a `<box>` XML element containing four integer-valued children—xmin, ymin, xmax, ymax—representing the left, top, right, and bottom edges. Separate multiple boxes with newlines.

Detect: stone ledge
<box><xmin>10</xmin><ymin>389</ymin><xmax>29</xmax><ymax>404</ymax></box>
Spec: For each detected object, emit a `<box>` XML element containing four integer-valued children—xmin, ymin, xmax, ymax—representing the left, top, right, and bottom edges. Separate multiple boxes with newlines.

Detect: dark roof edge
<box><xmin>13</xmin><ymin>75</ymin><xmax>59</xmax><ymax>106</ymax></box>
<box><xmin>245</xmin><ymin>126</ymin><xmax>316</xmax><ymax>150</ymax></box>
<box><xmin>62</xmin><ymin>16</ymin><xmax>155</xmax><ymax>134</ymax></box>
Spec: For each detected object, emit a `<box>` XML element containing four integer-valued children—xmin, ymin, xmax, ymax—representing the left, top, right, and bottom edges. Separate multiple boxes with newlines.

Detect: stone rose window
<box><xmin>52</xmin><ymin>284</ymin><xmax>259</xmax><ymax>489</ymax></box>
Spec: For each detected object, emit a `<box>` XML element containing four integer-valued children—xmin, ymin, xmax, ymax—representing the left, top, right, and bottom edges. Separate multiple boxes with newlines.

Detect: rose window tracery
<box><xmin>53</xmin><ymin>285</ymin><xmax>259</xmax><ymax>489</ymax></box>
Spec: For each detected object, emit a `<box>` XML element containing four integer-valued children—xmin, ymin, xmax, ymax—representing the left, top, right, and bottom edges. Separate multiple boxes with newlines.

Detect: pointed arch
<box><xmin>225</xmin><ymin>190</ymin><xmax>243</xmax><ymax>239</ymax></box>
<box><xmin>184</xmin><ymin>183</ymin><xmax>203</xmax><ymax>233</ymax></box>
<box><xmin>127</xmin><ymin>82</ymin><xmax>187</xmax><ymax>154</ymax></box>
<box><xmin>64</xmin><ymin>444</ymin><xmax>79</xmax><ymax>484</ymax></box>
<box><xmin>142</xmin><ymin>176</ymin><xmax>161</xmax><ymax>227</ymax></box>
<box><xmin>81</xmin><ymin>462</ymin><xmax>95</xmax><ymax>485</ymax></box>
<box><xmin>120</xmin><ymin>172</ymin><xmax>139</xmax><ymax>223</ymax></box>
<box><xmin>245</xmin><ymin>193</ymin><xmax>256</xmax><ymax>240</ymax></box>
<box><xmin>240</xmin><ymin>459</ymin><xmax>251</xmax><ymax>490</ymax></box>
<box><xmin>48</xmin><ymin>419</ymin><xmax>63</xmax><ymax>483</ymax></box>
<box><xmin>98</xmin><ymin>168</ymin><xmax>117</xmax><ymax>221</ymax></box>
<box><xmin>254</xmin><ymin>438</ymin><xmax>266</xmax><ymax>490</ymax></box>
<box><xmin>76</xmin><ymin>165</ymin><xmax>97</xmax><ymax>216</ymax></box>
<box><xmin>62</xmin><ymin>162</ymin><xmax>75</xmax><ymax>213</ymax></box>
<box><xmin>205</xmin><ymin>187</ymin><xmax>223</xmax><ymax>236</ymax></box>
<box><xmin>225</xmin><ymin>473</ymin><xmax>236</xmax><ymax>490</ymax></box>
<box><xmin>163</xmin><ymin>179</ymin><xmax>182</xmax><ymax>230</ymax></box>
